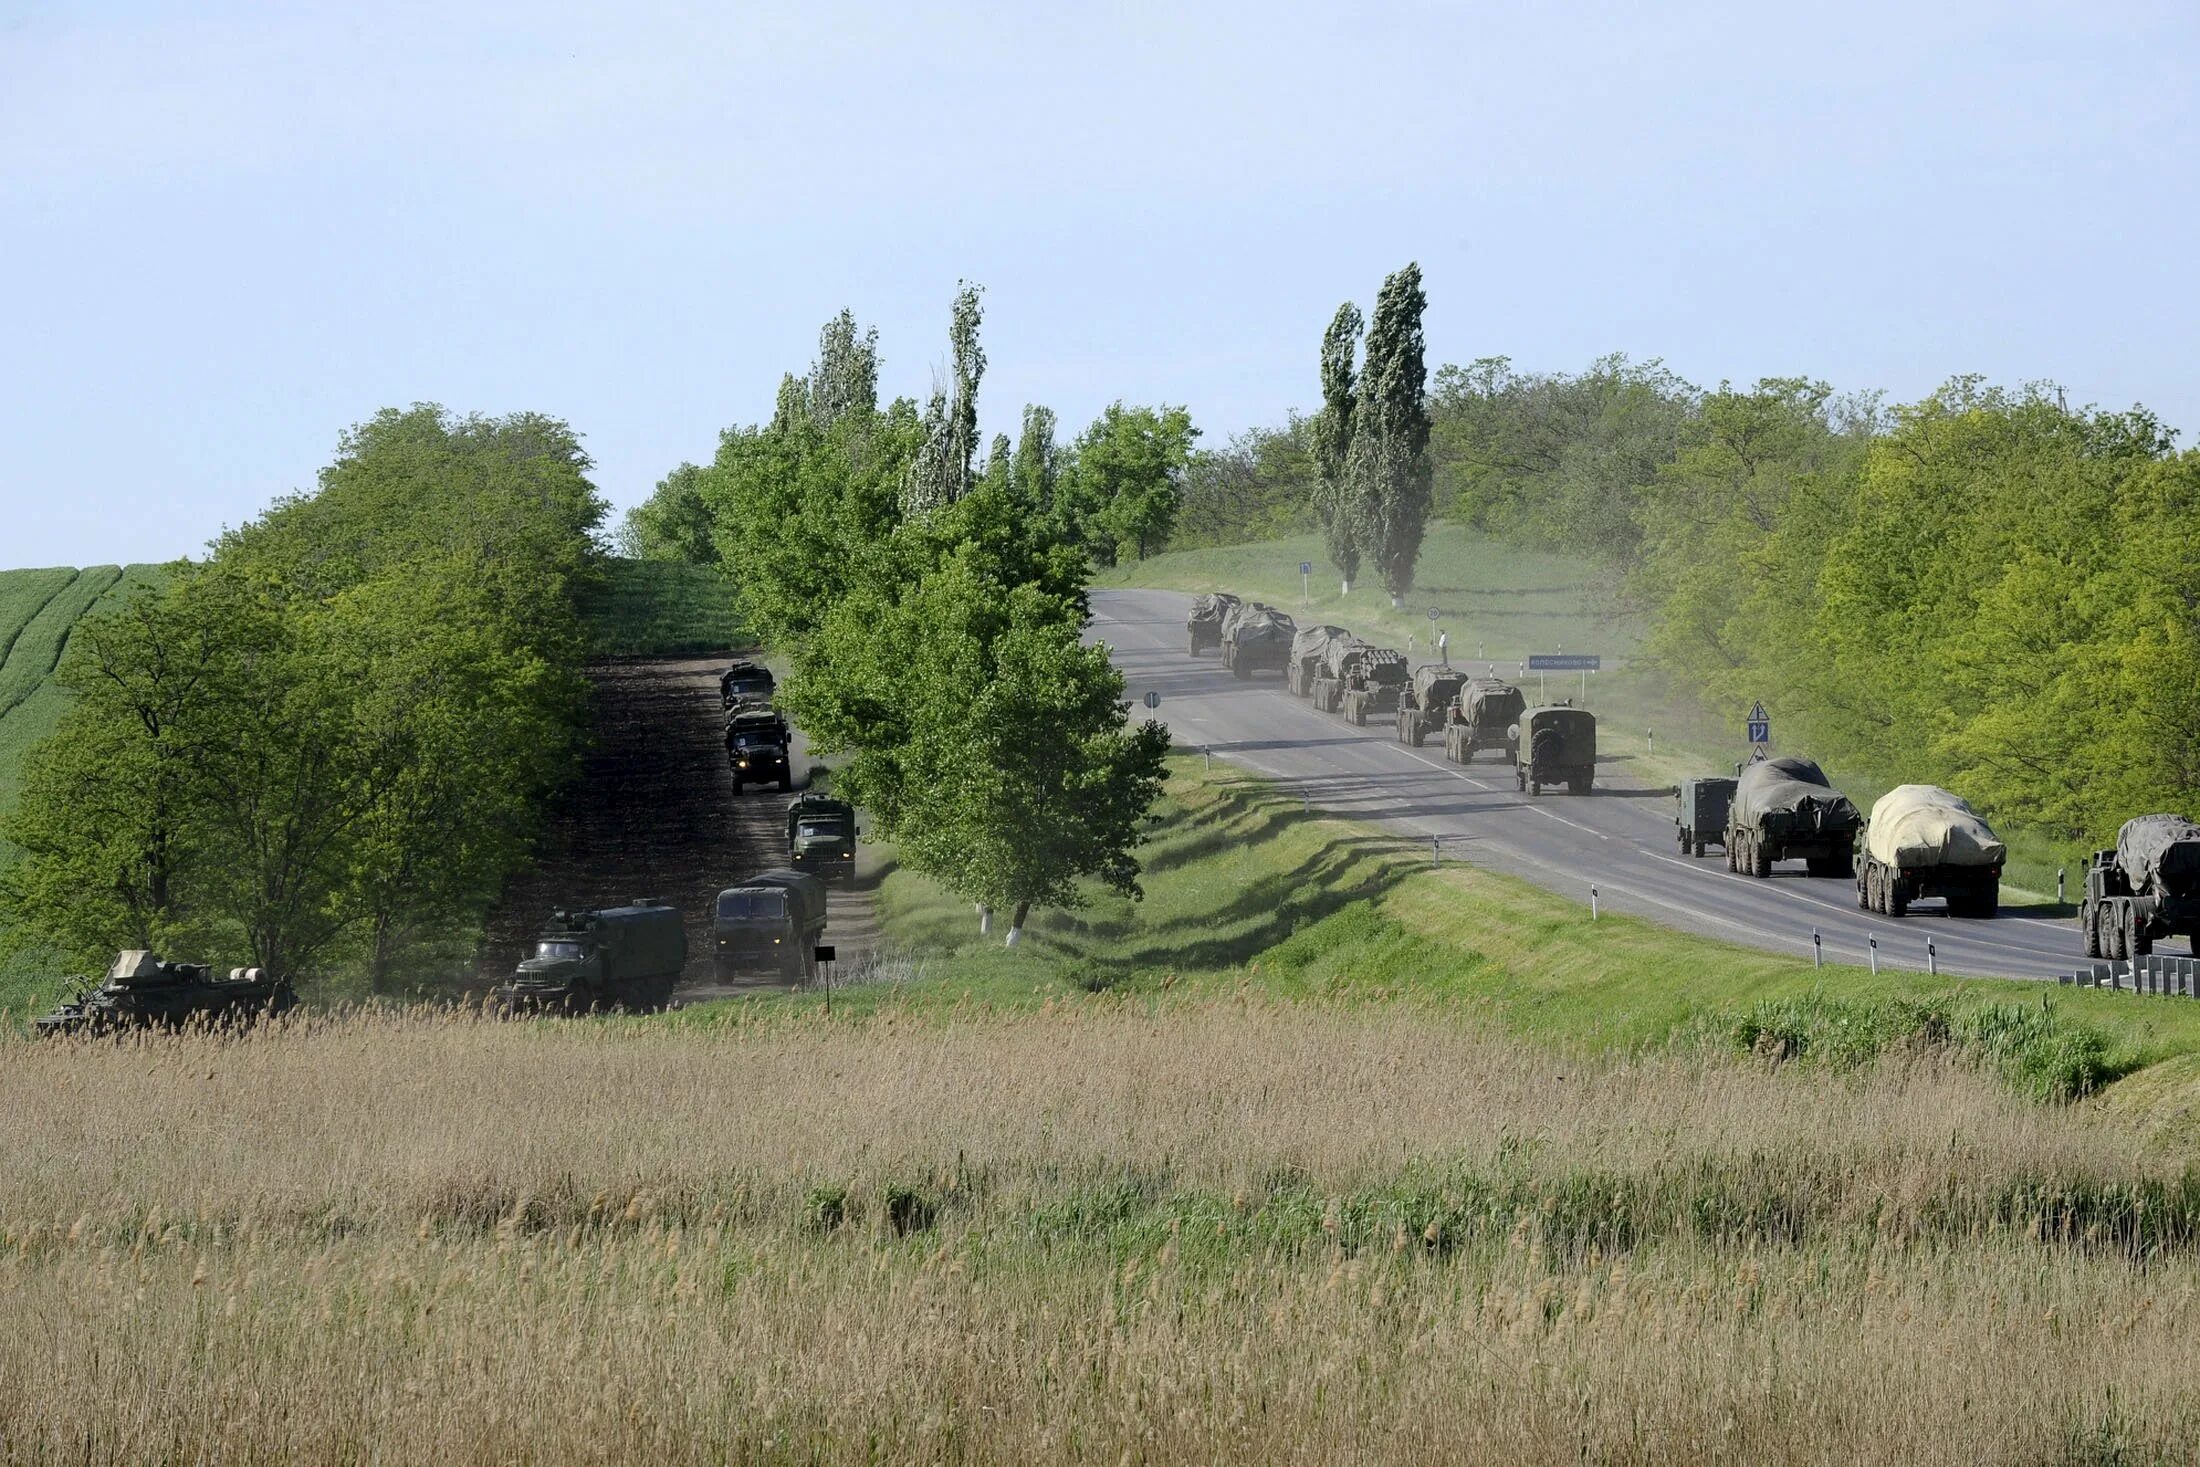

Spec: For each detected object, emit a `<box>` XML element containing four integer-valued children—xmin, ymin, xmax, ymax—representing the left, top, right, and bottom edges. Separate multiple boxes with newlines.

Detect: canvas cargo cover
<box><xmin>1188</xmin><ymin>592</ymin><xmax>1239</xmax><ymax>626</ymax></box>
<box><xmin>1731</xmin><ymin>756</ymin><xmax>1861</xmax><ymax>834</ymax></box>
<box><xmin>109</xmin><ymin>949</ymin><xmax>161</xmax><ymax>984</ymax></box>
<box><xmin>1411</xmin><ymin>665</ymin><xmax>1465</xmax><ymax>705</ymax></box>
<box><xmin>720</xmin><ymin>868</ymin><xmax>827</xmax><ymax>929</ymax></box>
<box><xmin>1865</xmin><ymin>785</ymin><xmax>2006</xmax><ymax>869</ymax></box>
<box><xmin>1459</xmin><ymin>680</ymin><xmax>1525</xmax><ymax>729</ymax></box>
<box><xmin>2116</xmin><ymin>814</ymin><xmax>2200</xmax><ymax>898</ymax></box>
<box><xmin>1225</xmin><ymin>602</ymin><xmax>1294</xmax><ymax>646</ymax></box>
<box><xmin>1291</xmin><ymin>624</ymin><xmax>1352</xmax><ymax>665</ymax></box>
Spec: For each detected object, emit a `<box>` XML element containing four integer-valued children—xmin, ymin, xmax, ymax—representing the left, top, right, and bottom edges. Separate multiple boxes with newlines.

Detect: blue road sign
<box><xmin>1527</xmin><ymin>653</ymin><xmax>1600</xmax><ymax>672</ymax></box>
<box><xmin>1299</xmin><ymin>561</ymin><xmax>1313</xmax><ymax>575</ymax></box>
<box><xmin>1747</xmin><ymin>719</ymin><xmax>1770</xmax><ymax>743</ymax></box>
<box><xmin>1143</xmin><ymin>690</ymin><xmax>1161</xmax><ymax>710</ymax></box>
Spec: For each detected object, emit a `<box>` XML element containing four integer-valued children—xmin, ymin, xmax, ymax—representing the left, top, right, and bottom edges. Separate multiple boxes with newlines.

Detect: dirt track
<box><xmin>477</xmin><ymin>656</ymin><xmax>878</xmax><ymax>1002</ymax></box>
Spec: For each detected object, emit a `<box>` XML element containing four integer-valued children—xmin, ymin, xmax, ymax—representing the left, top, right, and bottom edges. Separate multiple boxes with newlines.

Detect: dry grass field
<box><xmin>6</xmin><ymin>1000</ymin><xmax>2199</xmax><ymax>1464</ymax></box>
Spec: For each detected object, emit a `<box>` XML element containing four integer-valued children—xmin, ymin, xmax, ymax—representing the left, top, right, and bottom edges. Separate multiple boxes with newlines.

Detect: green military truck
<box><xmin>1444</xmin><ymin>679</ymin><xmax>1526</xmax><ymax>765</ymax></box>
<box><xmin>1187</xmin><ymin>592</ymin><xmax>1241</xmax><ymax>655</ymax></box>
<box><xmin>1220</xmin><ymin>602</ymin><xmax>1296</xmax><ymax>680</ymax></box>
<box><xmin>1336</xmin><ymin>647</ymin><xmax>1409</xmax><ymax>725</ymax></box>
<box><xmin>1286</xmin><ymin>624</ymin><xmax>1352</xmax><ymax>698</ymax></box>
<box><xmin>496</xmin><ymin>901</ymin><xmax>687</xmax><ymax>1013</ymax></box>
<box><xmin>714</xmin><ymin>869</ymin><xmax>829</xmax><ymax>980</ymax></box>
<box><xmin>1513</xmin><ymin>703</ymin><xmax>1597</xmax><ymax>795</ymax></box>
<box><xmin>719</xmin><ymin>659</ymin><xmax>775</xmax><ymax>710</ymax></box>
<box><xmin>1725</xmin><ymin>756</ymin><xmax>1859</xmax><ymax>879</ymax></box>
<box><xmin>787</xmin><ymin>793</ymin><xmax>858</xmax><ymax>881</ymax></box>
<box><xmin>1306</xmin><ymin>638</ymin><xmax>1371</xmax><ymax>713</ymax></box>
<box><xmin>726</xmin><ymin>707</ymin><xmax>794</xmax><ymax>793</ymax></box>
<box><xmin>1854</xmin><ymin>784</ymin><xmax>2004</xmax><ymax>918</ymax></box>
<box><xmin>35</xmin><ymin>950</ymin><xmax>297</xmax><ymax>1036</ymax></box>
<box><xmin>1674</xmin><ymin>776</ymin><xmax>1737</xmax><ymax>858</ymax></box>
<box><xmin>2083</xmin><ymin>814</ymin><xmax>2200</xmax><ymax>959</ymax></box>
<box><xmin>1395</xmin><ymin>665</ymin><xmax>1467</xmax><ymax>747</ymax></box>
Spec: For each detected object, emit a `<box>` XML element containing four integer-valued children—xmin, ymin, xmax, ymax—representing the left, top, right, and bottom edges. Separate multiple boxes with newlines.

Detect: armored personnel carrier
<box><xmin>35</xmin><ymin>950</ymin><xmax>297</xmax><ymax>1036</ymax></box>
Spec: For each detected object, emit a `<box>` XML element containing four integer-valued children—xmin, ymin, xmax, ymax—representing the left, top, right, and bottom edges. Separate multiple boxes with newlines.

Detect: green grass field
<box><xmin>579</xmin><ymin>558</ymin><xmax>744</xmax><ymax>658</ymax></box>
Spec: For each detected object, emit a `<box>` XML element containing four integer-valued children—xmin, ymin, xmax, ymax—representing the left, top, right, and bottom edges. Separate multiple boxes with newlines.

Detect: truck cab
<box><xmin>715</xmin><ymin>869</ymin><xmax>827</xmax><ymax>979</ymax></box>
<box><xmin>787</xmin><ymin>794</ymin><xmax>858</xmax><ymax>879</ymax></box>
<box><xmin>719</xmin><ymin>660</ymin><xmax>776</xmax><ymax>709</ymax></box>
<box><xmin>726</xmin><ymin>714</ymin><xmax>793</xmax><ymax>793</ymax></box>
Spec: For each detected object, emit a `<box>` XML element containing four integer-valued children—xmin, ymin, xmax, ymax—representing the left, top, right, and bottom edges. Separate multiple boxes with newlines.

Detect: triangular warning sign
<box><xmin>1748</xmin><ymin>700</ymin><xmax>1768</xmax><ymax>722</ymax></box>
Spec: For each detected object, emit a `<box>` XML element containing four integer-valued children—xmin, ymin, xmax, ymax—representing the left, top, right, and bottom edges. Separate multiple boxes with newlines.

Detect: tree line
<box><xmin>0</xmin><ymin>407</ymin><xmax>604</xmax><ymax>986</ymax></box>
<box><xmin>651</xmin><ymin>292</ymin><xmax>1174</xmax><ymax>944</ymax></box>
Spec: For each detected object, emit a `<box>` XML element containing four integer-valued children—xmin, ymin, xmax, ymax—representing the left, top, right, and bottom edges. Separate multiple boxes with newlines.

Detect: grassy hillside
<box><xmin>579</xmin><ymin>558</ymin><xmax>744</xmax><ymax>658</ymax></box>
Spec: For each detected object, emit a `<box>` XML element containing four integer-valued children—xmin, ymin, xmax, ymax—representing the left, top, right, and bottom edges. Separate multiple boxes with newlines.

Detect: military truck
<box><xmin>1187</xmin><ymin>592</ymin><xmax>1241</xmax><ymax>655</ymax></box>
<box><xmin>1395</xmin><ymin>665</ymin><xmax>1467</xmax><ymax>747</ymax></box>
<box><xmin>787</xmin><ymin>793</ymin><xmax>858</xmax><ymax>881</ymax></box>
<box><xmin>1725</xmin><ymin>756</ymin><xmax>1859</xmax><ymax>878</ymax></box>
<box><xmin>1853</xmin><ymin>785</ymin><xmax>2004</xmax><ymax>918</ymax></box>
<box><xmin>1220</xmin><ymin>602</ymin><xmax>1296</xmax><ymax>680</ymax></box>
<box><xmin>720</xmin><ymin>660</ymin><xmax>776</xmax><ymax>709</ymax></box>
<box><xmin>2082</xmin><ymin>814</ymin><xmax>2200</xmax><ymax>958</ymax></box>
<box><xmin>35</xmin><ymin>950</ymin><xmax>297</xmax><ymax>1036</ymax></box>
<box><xmin>1674</xmin><ymin>776</ymin><xmax>1737</xmax><ymax>857</ymax></box>
<box><xmin>714</xmin><ymin>868</ymin><xmax>829</xmax><ymax>980</ymax></box>
<box><xmin>494</xmin><ymin>901</ymin><xmax>687</xmax><ymax>1013</ymax></box>
<box><xmin>1443</xmin><ymin>679</ymin><xmax>1527</xmax><ymax>765</ymax></box>
<box><xmin>1286</xmin><ymin>624</ymin><xmax>1352</xmax><ymax>698</ymax></box>
<box><xmin>726</xmin><ymin>709</ymin><xmax>793</xmax><ymax>793</ymax></box>
<box><xmin>1335</xmin><ymin>647</ymin><xmax>1410</xmax><ymax>725</ymax></box>
<box><xmin>1512</xmin><ymin>703</ymin><xmax>1597</xmax><ymax>795</ymax></box>
<box><xmin>1305</xmin><ymin>638</ymin><xmax>1372</xmax><ymax>713</ymax></box>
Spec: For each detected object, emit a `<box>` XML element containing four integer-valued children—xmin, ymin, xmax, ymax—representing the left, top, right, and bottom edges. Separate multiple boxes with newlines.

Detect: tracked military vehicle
<box><xmin>35</xmin><ymin>950</ymin><xmax>297</xmax><ymax>1036</ymax></box>
<box><xmin>787</xmin><ymin>793</ymin><xmax>857</xmax><ymax>880</ymax></box>
<box><xmin>1219</xmin><ymin>602</ymin><xmax>1295</xmax><ymax>680</ymax></box>
<box><xmin>1187</xmin><ymin>592</ymin><xmax>1241</xmax><ymax>655</ymax></box>
<box><xmin>715</xmin><ymin>869</ymin><xmax>829</xmax><ymax>980</ymax></box>
<box><xmin>1725</xmin><ymin>756</ymin><xmax>1859</xmax><ymax>878</ymax></box>
<box><xmin>2083</xmin><ymin>814</ymin><xmax>2200</xmax><ymax>959</ymax></box>
<box><xmin>1855</xmin><ymin>785</ymin><xmax>2004</xmax><ymax>918</ymax></box>
<box><xmin>1513</xmin><ymin>703</ymin><xmax>1596</xmax><ymax>795</ymax></box>
<box><xmin>1336</xmin><ymin>647</ymin><xmax>1409</xmax><ymax>725</ymax></box>
<box><xmin>495</xmin><ymin>901</ymin><xmax>687</xmax><ymax>1013</ymax></box>
<box><xmin>1395</xmin><ymin>665</ymin><xmax>1466</xmax><ymax>747</ymax></box>
<box><xmin>719</xmin><ymin>660</ymin><xmax>776</xmax><ymax>709</ymax></box>
<box><xmin>1443</xmin><ymin>679</ymin><xmax>1526</xmax><ymax>765</ymax></box>
<box><xmin>1286</xmin><ymin>625</ymin><xmax>1352</xmax><ymax>698</ymax></box>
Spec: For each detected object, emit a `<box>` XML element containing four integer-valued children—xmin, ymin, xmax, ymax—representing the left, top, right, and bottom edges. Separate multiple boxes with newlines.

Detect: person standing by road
<box><xmin>1437</xmin><ymin>629</ymin><xmax>1449</xmax><ymax>665</ymax></box>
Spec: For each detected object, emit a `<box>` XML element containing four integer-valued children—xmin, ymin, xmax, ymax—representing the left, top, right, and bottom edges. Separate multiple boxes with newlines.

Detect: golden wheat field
<box><xmin>5</xmin><ymin>998</ymin><xmax>2198</xmax><ymax>1464</ymax></box>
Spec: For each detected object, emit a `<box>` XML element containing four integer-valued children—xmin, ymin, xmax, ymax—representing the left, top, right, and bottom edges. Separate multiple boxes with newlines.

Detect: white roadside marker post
<box><xmin>1868</xmin><ymin>936</ymin><xmax>1878</xmax><ymax>974</ymax></box>
<box><xmin>1927</xmin><ymin>940</ymin><xmax>1938</xmax><ymax>977</ymax></box>
<box><xmin>1590</xmin><ymin>886</ymin><xmax>1599</xmax><ymax>921</ymax></box>
<box><xmin>1812</xmin><ymin>930</ymin><xmax>1823</xmax><ymax>968</ymax></box>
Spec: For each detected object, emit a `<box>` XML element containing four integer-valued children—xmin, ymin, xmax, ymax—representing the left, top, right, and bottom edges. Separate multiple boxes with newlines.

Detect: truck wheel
<box><xmin>1693</xmin><ymin>840</ymin><xmax>1707</xmax><ymax>859</ymax></box>
<box><xmin>1887</xmin><ymin>878</ymin><xmax>1909</xmax><ymax>918</ymax></box>
<box><xmin>1570</xmin><ymin>775</ymin><xmax>1590</xmax><ymax>796</ymax></box>
<box><xmin>1677</xmin><ymin>825</ymin><xmax>1691</xmax><ymax>854</ymax></box>
<box><xmin>1856</xmin><ymin>866</ymin><xmax>1872</xmax><ymax>910</ymax></box>
<box><xmin>2105</xmin><ymin>909</ymin><xmax>2126</xmax><ymax>961</ymax></box>
<box><xmin>732</xmin><ymin>778</ymin><xmax>745</xmax><ymax>796</ymax></box>
<box><xmin>1408</xmin><ymin>723</ymin><xmax>1424</xmax><ymax>748</ymax></box>
<box><xmin>2082</xmin><ymin>905</ymin><xmax>2101</xmax><ymax>958</ymax></box>
<box><xmin>1725</xmin><ymin>839</ymin><xmax>1738</xmax><ymax>874</ymax></box>
<box><xmin>1748</xmin><ymin>834</ymin><xmax>1772</xmax><ymax>879</ymax></box>
<box><xmin>1516</xmin><ymin>767</ymin><xmax>1527</xmax><ymax>793</ymax></box>
<box><xmin>2130</xmin><ymin>909</ymin><xmax>2154</xmax><ymax>958</ymax></box>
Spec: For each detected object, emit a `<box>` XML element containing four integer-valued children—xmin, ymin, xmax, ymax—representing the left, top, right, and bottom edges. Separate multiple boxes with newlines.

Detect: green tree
<box><xmin>904</xmin><ymin>285</ymin><xmax>986</xmax><ymax>514</ymax></box>
<box><xmin>620</xmin><ymin>462</ymin><xmax>717</xmax><ymax>563</ymax></box>
<box><xmin>1069</xmin><ymin>403</ymin><xmax>1198</xmax><ymax>562</ymax></box>
<box><xmin>1345</xmin><ymin>262</ymin><xmax>1433</xmax><ymax>604</ymax></box>
<box><xmin>1311</xmin><ymin>303</ymin><xmax>1364</xmax><ymax>592</ymax></box>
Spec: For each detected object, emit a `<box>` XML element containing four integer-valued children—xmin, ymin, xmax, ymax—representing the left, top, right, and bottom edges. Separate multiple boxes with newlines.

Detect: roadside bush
<box><xmin>1730</xmin><ymin>992</ymin><xmax>2116</xmax><ymax>1102</ymax></box>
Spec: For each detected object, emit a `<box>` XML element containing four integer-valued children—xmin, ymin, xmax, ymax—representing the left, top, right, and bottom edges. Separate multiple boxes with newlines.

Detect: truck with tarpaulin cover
<box><xmin>1513</xmin><ymin>703</ymin><xmax>1596</xmax><ymax>795</ymax></box>
<box><xmin>1444</xmin><ymin>679</ymin><xmax>1526</xmax><ymax>765</ymax></box>
<box><xmin>715</xmin><ymin>869</ymin><xmax>829</xmax><ymax>980</ymax></box>
<box><xmin>1395</xmin><ymin>665</ymin><xmax>1467</xmax><ymax>747</ymax></box>
<box><xmin>35</xmin><ymin>950</ymin><xmax>298</xmax><ymax>1036</ymax></box>
<box><xmin>1186</xmin><ymin>592</ymin><xmax>1241</xmax><ymax>655</ymax></box>
<box><xmin>1286</xmin><ymin>624</ymin><xmax>1351</xmax><ymax>698</ymax></box>
<box><xmin>494</xmin><ymin>901</ymin><xmax>687</xmax><ymax>1013</ymax></box>
<box><xmin>1336</xmin><ymin>647</ymin><xmax>1409</xmax><ymax>725</ymax></box>
<box><xmin>1307</xmin><ymin>638</ymin><xmax>1382</xmax><ymax>714</ymax></box>
<box><xmin>1674</xmin><ymin>776</ymin><xmax>1737</xmax><ymax>857</ymax></box>
<box><xmin>786</xmin><ymin>793</ymin><xmax>857</xmax><ymax>880</ymax></box>
<box><xmin>1854</xmin><ymin>784</ymin><xmax>2004</xmax><ymax>918</ymax></box>
<box><xmin>2083</xmin><ymin>814</ymin><xmax>2200</xmax><ymax>959</ymax></box>
<box><xmin>1219</xmin><ymin>602</ymin><xmax>1295</xmax><ymax>679</ymax></box>
<box><xmin>1724</xmin><ymin>756</ymin><xmax>1859</xmax><ymax>879</ymax></box>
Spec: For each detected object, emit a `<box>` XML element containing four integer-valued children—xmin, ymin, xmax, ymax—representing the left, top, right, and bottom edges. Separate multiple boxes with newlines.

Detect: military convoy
<box><xmin>36</xmin><ymin>950</ymin><xmax>297</xmax><ymax>1036</ymax></box>
<box><xmin>1444</xmin><ymin>679</ymin><xmax>1526</xmax><ymax>765</ymax></box>
<box><xmin>1187</xmin><ymin>592</ymin><xmax>1241</xmax><ymax>655</ymax></box>
<box><xmin>1395</xmin><ymin>665</ymin><xmax>1465</xmax><ymax>747</ymax></box>
<box><xmin>1726</xmin><ymin>756</ymin><xmax>1859</xmax><ymax>878</ymax></box>
<box><xmin>1335</xmin><ymin>648</ymin><xmax>1410</xmax><ymax>726</ymax></box>
<box><xmin>2083</xmin><ymin>815</ymin><xmax>2200</xmax><ymax>958</ymax></box>
<box><xmin>495</xmin><ymin>901</ymin><xmax>687</xmax><ymax>1013</ymax></box>
<box><xmin>1220</xmin><ymin>601</ymin><xmax>1296</xmax><ymax>679</ymax></box>
<box><xmin>1287</xmin><ymin>625</ymin><xmax>1352</xmax><ymax>697</ymax></box>
<box><xmin>1514</xmin><ymin>704</ymin><xmax>1597</xmax><ymax>795</ymax></box>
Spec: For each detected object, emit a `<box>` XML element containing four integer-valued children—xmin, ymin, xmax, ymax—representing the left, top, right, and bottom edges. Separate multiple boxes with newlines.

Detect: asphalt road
<box><xmin>1092</xmin><ymin>588</ymin><xmax>2086</xmax><ymax>982</ymax></box>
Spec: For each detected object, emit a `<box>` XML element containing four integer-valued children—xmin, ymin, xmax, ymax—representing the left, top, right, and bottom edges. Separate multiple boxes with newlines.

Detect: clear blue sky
<box><xmin>5</xmin><ymin>0</ymin><xmax>2195</xmax><ymax>567</ymax></box>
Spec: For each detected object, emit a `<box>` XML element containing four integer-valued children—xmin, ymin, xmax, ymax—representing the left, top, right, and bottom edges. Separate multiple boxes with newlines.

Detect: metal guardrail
<box><xmin>2057</xmin><ymin>955</ymin><xmax>2200</xmax><ymax>995</ymax></box>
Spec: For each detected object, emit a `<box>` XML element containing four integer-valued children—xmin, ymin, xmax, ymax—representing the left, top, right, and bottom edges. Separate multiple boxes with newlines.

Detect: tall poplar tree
<box><xmin>1311</xmin><ymin>303</ymin><xmax>1363</xmax><ymax>592</ymax></box>
<box><xmin>1346</xmin><ymin>262</ymin><xmax>1432</xmax><ymax>605</ymax></box>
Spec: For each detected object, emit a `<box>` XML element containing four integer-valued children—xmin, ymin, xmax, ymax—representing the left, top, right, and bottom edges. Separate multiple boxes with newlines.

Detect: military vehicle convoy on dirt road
<box><xmin>36</xmin><ymin>950</ymin><xmax>297</xmax><ymax>1036</ymax></box>
<box><xmin>1444</xmin><ymin>678</ymin><xmax>1526</xmax><ymax>765</ymax></box>
<box><xmin>1855</xmin><ymin>785</ymin><xmax>2005</xmax><ymax>918</ymax></box>
<box><xmin>1726</xmin><ymin>756</ymin><xmax>1860</xmax><ymax>878</ymax></box>
<box><xmin>494</xmin><ymin>901</ymin><xmax>688</xmax><ymax>1013</ymax></box>
<box><xmin>2084</xmin><ymin>815</ymin><xmax>2200</xmax><ymax>958</ymax></box>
